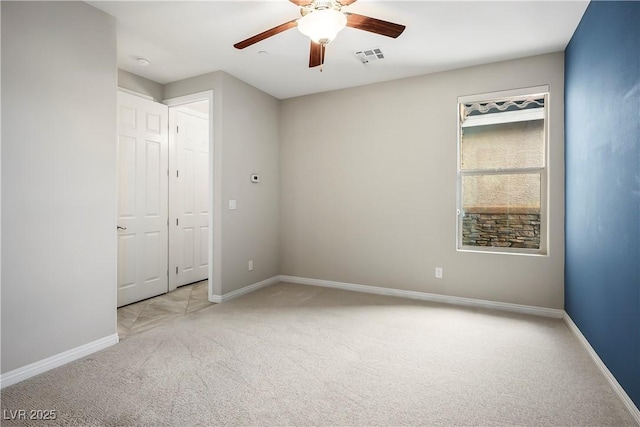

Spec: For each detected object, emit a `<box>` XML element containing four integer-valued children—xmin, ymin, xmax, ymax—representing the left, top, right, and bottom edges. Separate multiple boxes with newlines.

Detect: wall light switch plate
<box><xmin>248</xmin><ymin>260</ymin><xmax>254</xmax><ymax>271</ymax></box>
<box><xmin>229</xmin><ymin>200</ymin><xmax>237</xmax><ymax>210</ymax></box>
<box><xmin>435</xmin><ymin>267</ymin><xmax>443</xmax><ymax>279</ymax></box>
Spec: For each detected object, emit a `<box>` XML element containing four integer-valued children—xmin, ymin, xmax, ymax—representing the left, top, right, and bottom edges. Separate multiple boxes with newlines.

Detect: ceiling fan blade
<box><xmin>309</xmin><ymin>41</ymin><xmax>326</xmax><ymax>68</ymax></box>
<box><xmin>338</xmin><ymin>0</ymin><xmax>358</xmax><ymax>5</ymax></box>
<box><xmin>289</xmin><ymin>0</ymin><xmax>312</xmax><ymax>5</ymax></box>
<box><xmin>234</xmin><ymin>19</ymin><xmax>298</xmax><ymax>49</ymax></box>
<box><xmin>345</xmin><ymin>13</ymin><xmax>406</xmax><ymax>38</ymax></box>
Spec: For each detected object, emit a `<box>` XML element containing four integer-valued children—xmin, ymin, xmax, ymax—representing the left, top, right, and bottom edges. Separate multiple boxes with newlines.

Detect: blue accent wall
<box><xmin>565</xmin><ymin>0</ymin><xmax>640</xmax><ymax>407</ymax></box>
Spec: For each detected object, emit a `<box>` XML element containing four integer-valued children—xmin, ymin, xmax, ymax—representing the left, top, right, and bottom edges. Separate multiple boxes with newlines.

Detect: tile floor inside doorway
<box><xmin>117</xmin><ymin>280</ymin><xmax>213</xmax><ymax>340</ymax></box>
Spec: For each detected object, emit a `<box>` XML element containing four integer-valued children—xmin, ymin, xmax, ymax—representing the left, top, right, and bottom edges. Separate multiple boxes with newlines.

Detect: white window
<box><xmin>457</xmin><ymin>87</ymin><xmax>548</xmax><ymax>254</ymax></box>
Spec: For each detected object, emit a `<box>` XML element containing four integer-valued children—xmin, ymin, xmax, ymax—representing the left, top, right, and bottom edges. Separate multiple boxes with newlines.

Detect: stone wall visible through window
<box><xmin>462</xmin><ymin>212</ymin><xmax>540</xmax><ymax>249</ymax></box>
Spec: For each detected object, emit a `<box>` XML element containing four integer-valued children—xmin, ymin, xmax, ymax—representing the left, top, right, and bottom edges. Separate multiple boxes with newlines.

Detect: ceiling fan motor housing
<box><xmin>301</xmin><ymin>0</ymin><xmax>341</xmax><ymax>16</ymax></box>
<box><xmin>316</xmin><ymin>1</ymin><xmax>336</xmax><ymax>10</ymax></box>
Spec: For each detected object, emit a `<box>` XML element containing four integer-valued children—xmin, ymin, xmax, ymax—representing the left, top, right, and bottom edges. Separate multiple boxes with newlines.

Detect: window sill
<box><xmin>457</xmin><ymin>247</ymin><xmax>548</xmax><ymax>257</ymax></box>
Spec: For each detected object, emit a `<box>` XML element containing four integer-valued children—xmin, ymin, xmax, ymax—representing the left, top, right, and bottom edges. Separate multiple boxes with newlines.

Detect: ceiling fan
<box><xmin>234</xmin><ymin>0</ymin><xmax>406</xmax><ymax>69</ymax></box>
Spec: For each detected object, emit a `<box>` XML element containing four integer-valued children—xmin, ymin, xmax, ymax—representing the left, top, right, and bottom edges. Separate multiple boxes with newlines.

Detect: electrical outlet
<box><xmin>248</xmin><ymin>260</ymin><xmax>254</xmax><ymax>271</ymax></box>
<box><xmin>435</xmin><ymin>267</ymin><xmax>443</xmax><ymax>279</ymax></box>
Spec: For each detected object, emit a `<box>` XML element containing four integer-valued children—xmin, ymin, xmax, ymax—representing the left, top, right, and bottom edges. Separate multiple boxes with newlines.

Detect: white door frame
<box><xmin>164</xmin><ymin>91</ymin><xmax>218</xmax><ymax>302</ymax></box>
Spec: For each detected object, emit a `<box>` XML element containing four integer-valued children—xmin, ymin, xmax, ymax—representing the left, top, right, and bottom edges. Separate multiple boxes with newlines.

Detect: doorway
<box><xmin>117</xmin><ymin>89</ymin><xmax>214</xmax><ymax>308</ymax></box>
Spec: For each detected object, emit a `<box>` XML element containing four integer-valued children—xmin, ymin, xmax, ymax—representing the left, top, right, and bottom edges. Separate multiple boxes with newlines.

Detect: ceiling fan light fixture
<box><xmin>297</xmin><ymin>9</ymin><xmax>347</xmax><ymax>44</ymax></box>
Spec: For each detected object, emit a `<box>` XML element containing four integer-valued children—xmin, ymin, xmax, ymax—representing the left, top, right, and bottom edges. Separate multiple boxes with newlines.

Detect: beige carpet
<box><xmin>1</xmin><ymin>282</ymin><xmax>635</xmax><ymax>426</ymax></box>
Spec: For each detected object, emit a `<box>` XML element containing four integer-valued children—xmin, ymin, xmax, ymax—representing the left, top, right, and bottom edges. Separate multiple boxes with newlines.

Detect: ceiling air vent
<box><xmin>354</xmin><ymin>47</ymin><xmax>384</xmax><ymax>64</ymax></box>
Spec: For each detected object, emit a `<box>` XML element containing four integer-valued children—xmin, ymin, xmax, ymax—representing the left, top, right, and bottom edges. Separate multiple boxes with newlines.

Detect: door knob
<box><xmin>117</xmin><ymin>226</ymin><xmax>127</xmax><ymax>230</ymax></box>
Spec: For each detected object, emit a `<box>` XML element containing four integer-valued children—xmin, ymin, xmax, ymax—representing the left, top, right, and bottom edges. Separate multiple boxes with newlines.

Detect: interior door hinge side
<box><xmin>176</xmin><ymin>218</ymin><xmax>179</xmax><ymax>226</ymax></box>
<box><xmin>176</xmin><ymin>266</ymin><xmax>179</xmax><ymax>274</ymax></box>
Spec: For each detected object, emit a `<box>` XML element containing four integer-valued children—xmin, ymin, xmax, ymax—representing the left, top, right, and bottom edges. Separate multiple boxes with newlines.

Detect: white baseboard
<box><xmin>211</xmin><ymin>276</ymin><xmax>280</xmax><ymax>303</ymax></box>
<box><xmin>279</xmin><ymin>275</ymin><xmax>564</xmax><ymax>319</ymax></box>
<box><xmin>0</xmin><ymin>334</ymin><xmax>119</xmax><ymax>389</ymax></box>
<box><xmin>564</xmin><ymin>314</ymin><xmax>640</xmax><ymax>425</ymax></box>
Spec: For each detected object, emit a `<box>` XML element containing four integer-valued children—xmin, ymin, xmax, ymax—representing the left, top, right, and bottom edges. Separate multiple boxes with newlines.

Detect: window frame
<box><xmin>456</xmin><ymin>86</ymin><xmax>549</xmax><ymax>256</ymax></box>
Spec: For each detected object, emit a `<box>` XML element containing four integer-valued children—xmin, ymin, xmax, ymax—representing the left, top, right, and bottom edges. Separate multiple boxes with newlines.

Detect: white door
<box><xmin>169</xmin><ymin>105</ymin><xmax>210</xmax><ymax>288</ymax></box>
<box><xmin>117</xmin><ymin>91</ymin><xmax>169</xmax><ymax>307</ymax></box>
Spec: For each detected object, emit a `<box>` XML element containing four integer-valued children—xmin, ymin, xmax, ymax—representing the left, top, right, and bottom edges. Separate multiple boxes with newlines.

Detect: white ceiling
<box><xmin>88</xmin><ymin>0</ymin><xmax>589</xmax><ymax>100</ymax></box>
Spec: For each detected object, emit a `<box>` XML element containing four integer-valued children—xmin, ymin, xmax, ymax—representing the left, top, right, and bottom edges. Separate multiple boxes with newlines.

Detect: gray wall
<box><xmin>118</xmin><ymin>69</ymin><xmax>163</xmax><ymax>102</ymax></box>
<box><xmin>164</xmin><ymin>72</ymin><xmax>280</xmax><ymax>295</ymax></box>
<box><xmin>1</xmin><ymin>2</ymin><xmax>117</xmax><ymax>372</ymax></box>
<box><xmin>280</xmin><ymin>53</ymin><xmax>565</xmax><ymax>309</ymax></box>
